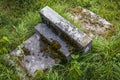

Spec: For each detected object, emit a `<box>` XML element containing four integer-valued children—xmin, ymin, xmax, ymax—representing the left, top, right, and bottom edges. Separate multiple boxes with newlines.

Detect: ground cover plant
<box><xmin>0</xmin><ymin>0</ymin><xmax>120</xmax><ymax>80</ymax></box>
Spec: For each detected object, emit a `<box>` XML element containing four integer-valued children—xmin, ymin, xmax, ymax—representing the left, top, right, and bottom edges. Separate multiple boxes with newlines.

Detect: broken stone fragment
<box><xmin>40</xmin><ymin>6</ymin><xmax>92</xmax><ymax>53</ymax></box>
<box><xmin>35</xmin><ymin>23</ymin><xmax>72</xmax><ymax>61</ymax></box>
<box><xmin>10</xmin><ymin>34</ymin><xmax>56</xmax><ymax>77</ymax></box>
<box><xmin>69</xmin><ymin>6</ymin><xmax>115</xmax><ymax>38</ymax></box>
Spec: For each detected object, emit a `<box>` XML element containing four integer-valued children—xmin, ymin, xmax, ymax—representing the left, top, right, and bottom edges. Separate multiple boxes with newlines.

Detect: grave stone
<box><xmin>8</xmin><ymin>6</ymin><xmax>93</xmax><ymax>78</ymax></box>
<box><xmin>69</xmin><ymin>6</ymin><xmax>115</xmax><ymax>38</ymax></box>
<box><xmin>35</xmin><ymin>23</ymin><xmax>72</xmax><ymax>61</ymax></box>
<box><xmin>40</xmin><ymin>6</ymin><xmax>92</xmax><ymax>53</ymax></box>
<box><xmin>9</xmin><ymin>34</ymin><xmax>56</xmax><ymax>77</ymax></box>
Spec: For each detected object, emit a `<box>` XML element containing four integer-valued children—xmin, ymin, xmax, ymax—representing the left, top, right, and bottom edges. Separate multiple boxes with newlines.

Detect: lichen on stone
<box><xmin>69</xmin><ymin>6</ymin><xmax>116</xmax><ymax>39</ymax></box>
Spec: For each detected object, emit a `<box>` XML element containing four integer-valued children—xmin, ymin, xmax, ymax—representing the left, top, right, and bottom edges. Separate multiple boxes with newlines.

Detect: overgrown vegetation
<box><xmin>0</xmin><ymin>0</ymin><xmax>120</xmax><ymax>80</ymax></box>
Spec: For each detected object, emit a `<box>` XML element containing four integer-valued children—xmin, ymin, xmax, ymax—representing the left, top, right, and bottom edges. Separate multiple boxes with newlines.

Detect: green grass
<box><xmin>0</xmin><ymin>0</ymin><xmax>120</xmax><ymax>80</ymax></box>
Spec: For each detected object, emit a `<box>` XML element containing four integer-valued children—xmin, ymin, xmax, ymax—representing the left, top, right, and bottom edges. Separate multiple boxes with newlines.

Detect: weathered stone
<box><xmin>35</xmin><ymin>23</ymin><xmax>73</xmax><ymax>61</ymax></box>
<box><xmin>40</xmin><ymin>6</ymin><xmax>92</xmax><ymax>53</ymax></box>
<box><xmin>69</xmin><ymin>6</ymin><xmax>115</xmax><ymax>38</ymax></box>
<box><xmin>5</xmin><ymin>54</ymin><xmax>30</xmax><ymax>80</ymax></box>
<box><xmin>10</xmin><ymin>34</ymin><xmax>56</xmax><ymax>77</ymax></box>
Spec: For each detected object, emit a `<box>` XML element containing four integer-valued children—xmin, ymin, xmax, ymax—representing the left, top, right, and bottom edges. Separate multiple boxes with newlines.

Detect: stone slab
<box><xmin>40</xmin><ymin>6</ymin><xmax>92</xmax><ymax>53</ymax></box>
<box><xmin>69</xmin><ymin>6</ymin><xmax>115</xmax><ymax>38</ymax></box>
<box><xmin>35</xmin><ymin>23</ymin><xmax>73</xmax><ymax>61</ymax></box>
<box><xmin>10</xmin><ymin>33</ymin><xmax>56</xmax><ymax>77</ymax></box>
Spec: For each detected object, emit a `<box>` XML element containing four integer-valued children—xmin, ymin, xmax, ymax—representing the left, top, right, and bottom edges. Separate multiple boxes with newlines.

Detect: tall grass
<box><xmin>0</xmin><ymin>0</ymin><xmax>120</xmax><ymax>80</ymax></box>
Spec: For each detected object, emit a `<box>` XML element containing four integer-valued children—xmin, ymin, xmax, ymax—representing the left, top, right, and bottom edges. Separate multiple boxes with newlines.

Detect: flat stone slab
<box><xmin>40</xmin><ymin>6</ymin><xmax>92</xmax><ymax>53</ymax></box>
<box><xmin>10</xmin><ymin>33</ymin><xmax>56</xmax><ymax>77</ymax></box>
<box><xmin>35</xmin><ymin>23</ymin><xmax>73</xmax><ymax>61</ymax></box>
<box><xmin>69</xmin><ymin>6</ymin><xmax>115</xmax><ymax>38</ymax></box>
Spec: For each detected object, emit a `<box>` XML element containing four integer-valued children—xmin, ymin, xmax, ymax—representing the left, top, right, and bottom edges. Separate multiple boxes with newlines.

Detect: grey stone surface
<box><xmin>35</xmin><ymin>23</ymin><xmax>73</xmax><ymax>61</ymax></box>
<box><xmin>5</xmin><ymin>54</ymin><xmax>30</xmax><ymax>80</ymax></box>
<box><xmin>8</xmin><ymin>6</ymin><xmax>97</xmax><ymax>78</ymax></box>
<box><xmin>10</xmin><ymin>33</ymin><xmax>55</xmax><ymax>77</ymax></box>
<box><xmin>69</xmin><ymin>6</ymin><xmax>115</xmax><ymax>38</ymax></box>
<box><xmin>40</xmin><ymin>6</ymin><xmax>92</xmax><ymax>53</ymax></box>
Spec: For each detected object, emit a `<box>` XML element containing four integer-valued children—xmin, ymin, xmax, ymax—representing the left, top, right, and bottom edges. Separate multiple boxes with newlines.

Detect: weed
<box><xmin>0</xmin><ymin>0</ymin><xmax>120</xmax><ymax>80</ymax></box>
